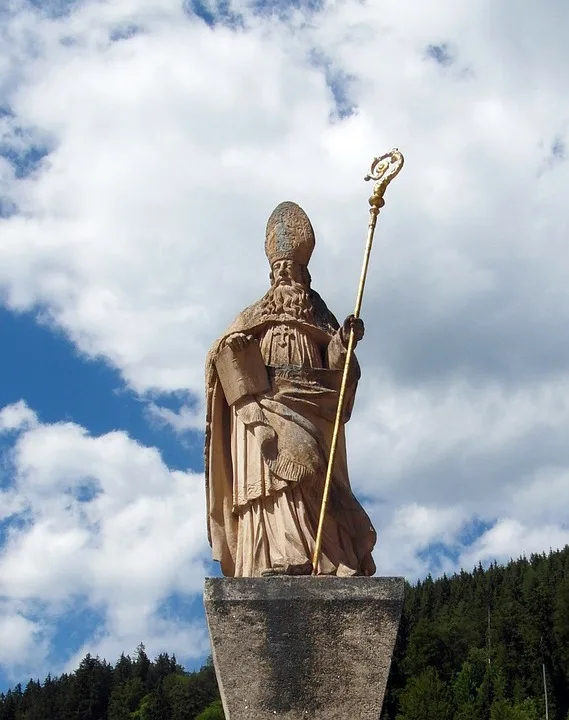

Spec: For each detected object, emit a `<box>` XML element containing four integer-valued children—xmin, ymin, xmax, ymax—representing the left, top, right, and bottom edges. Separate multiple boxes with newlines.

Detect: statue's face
<box><xmin>262</xmin><ymin>259</ymin><xmax>313</xmax><ymax>320</ymax></box>
<box><xmin>271</xmin><ymin>260</ymin><xmax>304</xmax><ymax>285</ymax></box>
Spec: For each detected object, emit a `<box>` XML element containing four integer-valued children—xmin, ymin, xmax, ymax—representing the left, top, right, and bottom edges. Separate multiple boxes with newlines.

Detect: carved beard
<box><xmin>259</xmin><ymin>265</ymin><xmax>314</xmax><ymax>322</ymax></box>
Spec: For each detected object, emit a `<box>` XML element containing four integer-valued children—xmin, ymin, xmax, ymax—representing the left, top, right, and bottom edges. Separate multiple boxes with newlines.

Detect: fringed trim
<box><xmin>266</xmin><ymin>450</ymin><xmax>321</xmax><ymax>484</ymax></box>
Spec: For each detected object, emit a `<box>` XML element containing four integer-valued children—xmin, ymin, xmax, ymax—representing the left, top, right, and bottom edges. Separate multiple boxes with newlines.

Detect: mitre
<box><xmin>265</xmin><ymin>201</ymin><xmax>315</xmax><ymax>266</ymax></box>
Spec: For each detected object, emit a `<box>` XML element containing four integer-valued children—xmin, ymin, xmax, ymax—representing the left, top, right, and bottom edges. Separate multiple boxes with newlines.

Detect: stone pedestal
<box><xmin>204</xmin><ymin>576</ymin><xmax>404</xmax><ymax>720</ymax></box>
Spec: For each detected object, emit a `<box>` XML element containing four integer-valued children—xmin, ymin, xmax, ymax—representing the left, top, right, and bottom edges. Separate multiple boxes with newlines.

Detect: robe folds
<box><xmin>204</xmin><ymin>290</ymin><xmax>376</xmax><ymax>577</ymax></box>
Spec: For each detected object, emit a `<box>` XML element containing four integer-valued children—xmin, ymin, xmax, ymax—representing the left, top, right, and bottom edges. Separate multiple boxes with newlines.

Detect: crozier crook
<box><xmin>311</xmin><ymin>149</ymin><xmax>405</xmax><ymax>574</ymax></box>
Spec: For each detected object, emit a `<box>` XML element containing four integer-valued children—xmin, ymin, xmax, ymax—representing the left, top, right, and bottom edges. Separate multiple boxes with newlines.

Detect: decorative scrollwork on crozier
<box><xmin>364</xmin><ymin>148</ymin><xmax>405</xmax><ymax>215</ymax></box>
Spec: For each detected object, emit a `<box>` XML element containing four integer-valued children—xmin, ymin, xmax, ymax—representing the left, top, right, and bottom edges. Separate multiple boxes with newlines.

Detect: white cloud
<box><xmin>0</xmin><ymin>0</ymin><xmax>569</xmax><ymax>676</ymax></box>
<box><xmin>0</xmin><ymin>400</ymin><xmax>38</xmax><ymax>432</ymax></box>
<box><xmin>146</xmin><ymin>401</ymin><xmax>204</xmax><ymax>434</ymax></box>
<box><xmin>352</xmin><ymin>374</ymin><xmax>569</xmax><ymax>578</ymax></box>
<box><xmin>371</xmin><ymin>503</ymin><xmax>469</xmax><ymax>581</ymax></box>
<box><xmin>0</xmin><ymin>611</ymin><xmax>46</xmax><ymax>669</ymax></box>
<box><xmin>0</xmin><ymin>401</ymin><xmax>208</xmax><ymax>678</ymax></box>
<box><xmin>460</xmin><ymin>519</ymin><xmax>569</xmax><ymax>570</ymax></box>
<box><xmin>509</xmin><ymin>466</ymin><xmax>569</xmax><ymax>531</ymax></box>
<box><xmin>350</xmin><ymin>375</ymin><xmax>569</xmax><ymax>501</ymax></box>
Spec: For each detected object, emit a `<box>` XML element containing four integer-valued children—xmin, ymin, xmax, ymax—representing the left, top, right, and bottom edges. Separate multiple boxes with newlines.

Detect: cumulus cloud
<box><xmin>0</xmin><ymin>0</ymin><xmax>569</xmax><ymax>676</ymax></box>
<box><xmin>146</xmin><ymin>400</ymin><xmax>204</xmax><ymax>434</ymax></box>
<box><xmin>0</xmin><ymin>611</ymin><xmax>46</xmax><ymax>670</ymax></box>
<box><xmin>460</xmin><ymin>519</ymin><xmax>569</xmax><ymax>570</ymax></box>
<box><xmin>1</xmin><ymin>0</ymin><xmax>567</xmax><ymax>396</ymax></box>
<box><xmin>0</xmin><ymin>401</ymin><xmax>208</xmax><ymax>679</ymax></box>
<box><xmin>371</xmin><ymin>503</ymin><xmax>469</xmax><ymax>580</ymax></box>
<box><xmin>0</xmin><ymin>400</ymin><xmax>38</xmax><ymax>432</ymax></box>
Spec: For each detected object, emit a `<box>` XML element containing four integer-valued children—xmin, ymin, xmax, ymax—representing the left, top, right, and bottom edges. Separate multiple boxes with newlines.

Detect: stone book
<box><xmin>214</xmin><ymin>340</ymin><xmax>270</xmax><ymax>406</ymax></box>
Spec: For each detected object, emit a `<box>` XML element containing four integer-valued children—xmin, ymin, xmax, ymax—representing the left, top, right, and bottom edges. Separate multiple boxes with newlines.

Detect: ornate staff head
<box><xmin>312</xmin><ymin>147</ymin><xmax>404</xmax><ymax>574</ymax></box>
<box><xmin>365</xmin><ymin>148</ymin><xmax>405</xmax><ymax>218</ymax></box>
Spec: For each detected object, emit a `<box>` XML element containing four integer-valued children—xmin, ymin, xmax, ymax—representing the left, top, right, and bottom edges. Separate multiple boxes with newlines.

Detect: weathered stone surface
<box><xmin>205</xmin><ymin>200</ymin><xmax>377</xmax><ymax>579</ymax></box>
<box><xmin>204</xmin><ymin>576</ymin><xmax>404</xmax><ymax>720</ymax></box>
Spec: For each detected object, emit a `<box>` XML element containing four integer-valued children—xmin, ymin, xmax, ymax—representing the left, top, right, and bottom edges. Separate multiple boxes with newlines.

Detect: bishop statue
<box><xmin>205</xmin><ymin>201</ymin><xmax>376</xmax><ymax>577</ymax></box>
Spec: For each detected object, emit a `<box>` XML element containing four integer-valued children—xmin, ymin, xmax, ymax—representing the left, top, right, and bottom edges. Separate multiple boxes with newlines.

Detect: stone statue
<box><xmin>205</xmin><ymin>201</ymin><xmax>376</xmax><ymax>577</ymax></box>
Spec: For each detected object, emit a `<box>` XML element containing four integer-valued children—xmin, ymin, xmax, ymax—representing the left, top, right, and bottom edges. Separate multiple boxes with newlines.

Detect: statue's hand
<box><xmin>224</xmin><ymin>332</ymin><xmax>254</xmax><ymax>352</ymax></box>
<box><xmin>340</xmin><ymin>315</ymin><xmax>365</xmax><ymax>346</ymax></box>
<box><xmin>253</xmin><ymin>424</ymin><xmax>278</xmax><ymax>462</ymax></box>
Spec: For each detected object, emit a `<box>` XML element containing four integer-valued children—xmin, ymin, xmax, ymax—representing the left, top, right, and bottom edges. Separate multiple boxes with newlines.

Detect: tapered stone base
<box><xmin>204</xmin><ymin>576</ymin><xmax>404</xmax><ymax>720</ymax></box>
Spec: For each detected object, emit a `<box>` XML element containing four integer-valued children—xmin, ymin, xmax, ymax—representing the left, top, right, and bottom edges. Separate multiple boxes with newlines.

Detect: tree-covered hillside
<box><xmin>382</xmin><ymin>545</ymin><xmax>569</xmax><ymax>720</ymax></box>
<box><xmin>0</xmin><ymin>647</ymin><xmax>222</xmax><ymax>720</ymax></box>
<box><xmin>1</xmin><ymin>545</ymin><xmax>568</xmax><ymax>720</ymax></box>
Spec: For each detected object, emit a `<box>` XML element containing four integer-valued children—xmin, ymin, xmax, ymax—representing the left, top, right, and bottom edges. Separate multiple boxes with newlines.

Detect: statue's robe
<box><xmin>205</xmin><ymin>290</ymin><xmax>376</xmax><ymax>577</ymax></box>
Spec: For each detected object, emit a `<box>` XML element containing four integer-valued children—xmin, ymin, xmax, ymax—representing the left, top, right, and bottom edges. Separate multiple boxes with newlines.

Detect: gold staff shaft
<box><xmin>311</xmin><ymin>149</ymin><xmax>404</xmax><ymax>575</ymax></box>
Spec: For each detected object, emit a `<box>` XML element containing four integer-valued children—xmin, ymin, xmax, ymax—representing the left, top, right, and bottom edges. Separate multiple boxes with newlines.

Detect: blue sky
<box><xmin>0</xmin><ymin>308</ymin><xmax>190</xmax><ymax>470</ymax></box>
<box><xmin>1</xmin><ymin>0</ymin><xmax>569</xmax><ymax>692</ymax></box>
